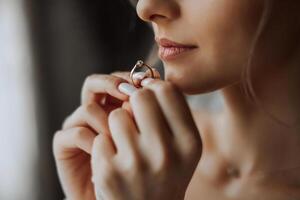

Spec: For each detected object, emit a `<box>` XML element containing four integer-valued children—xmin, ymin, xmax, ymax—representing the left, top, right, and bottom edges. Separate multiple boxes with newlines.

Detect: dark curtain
<box><xmin>25</xmin><ymin>0</ymin><xmax>154</xmax><ymax>199</ymax></box>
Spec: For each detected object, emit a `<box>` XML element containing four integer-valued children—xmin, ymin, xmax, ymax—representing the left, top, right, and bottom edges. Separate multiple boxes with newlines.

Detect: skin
<box><xmin>53</xmin><ymin>0</ymin><xmax>300</xmax><ymax>199</ymax></box>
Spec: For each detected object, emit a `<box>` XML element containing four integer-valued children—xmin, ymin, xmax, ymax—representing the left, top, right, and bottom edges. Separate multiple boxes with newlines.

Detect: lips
<box><xmin>156</xmin><ymin>38</ymin><xmax>198</xmax><ymax>61</ymax></box>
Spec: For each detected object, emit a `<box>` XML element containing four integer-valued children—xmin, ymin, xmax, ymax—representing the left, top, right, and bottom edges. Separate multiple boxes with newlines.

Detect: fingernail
<box><xmin>141</xmin><ymin>78</ymin><xmax>154</xmax><ymax>87</ymax></box>
<box><xmin>118</xmin><ymin>83</ymin><xmax>137</xmax><ymax>96</ymax></box>
<box><xmin>133</xmin><ymin>72</ymin><xmax>146</xmax><ymax>80</ymax></box>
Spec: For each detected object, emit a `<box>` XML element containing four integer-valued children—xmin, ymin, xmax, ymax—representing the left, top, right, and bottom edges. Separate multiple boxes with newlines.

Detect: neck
<box><xmin>219</xmin><ymin>65</ymin><xmax>300</xmax><ymax>179</ymax></box>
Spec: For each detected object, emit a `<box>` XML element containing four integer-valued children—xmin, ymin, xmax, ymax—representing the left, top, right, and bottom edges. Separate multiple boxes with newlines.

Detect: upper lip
<box><xmin>155</xmin><ymin>37</ymin><xmax>197</xmax><ymax>48</ymax></box>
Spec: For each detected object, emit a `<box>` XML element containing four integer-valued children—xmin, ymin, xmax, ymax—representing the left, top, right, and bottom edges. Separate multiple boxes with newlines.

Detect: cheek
<box><xmin>164</xmin><ymin>0</ymin><xmax>262</xmax><ymax>94</ymax></box>
<box><xmin>189</xmin><ymin>0</ymin><xmax>260</xmax><ymax>65</ymax></box>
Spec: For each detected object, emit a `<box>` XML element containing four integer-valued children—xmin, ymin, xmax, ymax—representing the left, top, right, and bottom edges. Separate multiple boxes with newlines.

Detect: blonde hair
<box><xmin>242</xmin><ymin>0</ymin><xmax>273</xmax><ymax>103</ymax></box>
<box><xmin>242</xmin><ymin>0</ymin><xmax>296</xmax><ymax>127</ymax></box>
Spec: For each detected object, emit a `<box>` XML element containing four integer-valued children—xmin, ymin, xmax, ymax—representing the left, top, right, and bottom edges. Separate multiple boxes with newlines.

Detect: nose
<box><xmin>136</xmin><ymin>0</ymin><xmax>180</xmax><ymax>23</ymax></box>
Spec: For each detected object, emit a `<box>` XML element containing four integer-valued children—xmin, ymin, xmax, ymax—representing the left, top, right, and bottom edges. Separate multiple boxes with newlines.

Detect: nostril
<box><xmin>149</xmin><ymin>14</ymin><xmax>167</xmax><ymax>21</ymax></box>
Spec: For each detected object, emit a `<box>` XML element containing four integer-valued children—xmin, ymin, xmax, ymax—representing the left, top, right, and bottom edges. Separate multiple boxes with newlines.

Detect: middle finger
<box><xmin>129</xmin><ymin>88</ymin><xmax>173</xmax><ymax>148</ymax></box>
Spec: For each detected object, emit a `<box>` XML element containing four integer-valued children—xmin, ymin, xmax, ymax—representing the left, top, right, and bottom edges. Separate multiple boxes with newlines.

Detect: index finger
<box><xmin>141</xmin><ymin>78</ymin><xmax>199</xmax><ymax>140</ymax></box>
<box><xmin>81</xmin><ymin>74</ymin><xmax>129</xmax><ymax>105</ymax></box>
<box><xmin>111</xmin><ymin>71</ymin><xmax>131</xmax><ymax>83</ymax></box>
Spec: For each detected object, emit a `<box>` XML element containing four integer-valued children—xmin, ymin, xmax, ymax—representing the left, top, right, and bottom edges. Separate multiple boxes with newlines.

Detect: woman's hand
<box><xmin>53</xmin><ymin>73</ymin><xmax>136</xmax><ymax>200</ymax></box>
<box><xmin>91</xmin><ymin>78</ymin><xmax>202</xmax><ymax>200</ymax></box>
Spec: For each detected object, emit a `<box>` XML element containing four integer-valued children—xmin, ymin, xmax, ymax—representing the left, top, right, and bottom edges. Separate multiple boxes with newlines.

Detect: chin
<box><xmin>164</xmin><ymin>67</ymin><xmax>238</xmax><ymax>95</ymax></box>
<box><xmin>165</xmin><ymin>72</ymin><xmax>217</xmax><ymax>95</ymax></box>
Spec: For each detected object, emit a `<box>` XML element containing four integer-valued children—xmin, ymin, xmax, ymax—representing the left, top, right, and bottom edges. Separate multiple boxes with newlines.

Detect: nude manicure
<box><xmin>141</xmin><ymin>78</ymin><xmax>154</xmax><ymax>87</ymax></box>
<box><xmin>133</xmin><ymin>72</ymin><xmax>147</xmax><ymax>80</ymax></box>
<box><xmin>118</xmin><ymin>83</ymin><xmax>137</xmax><ymax>96</ymax></box>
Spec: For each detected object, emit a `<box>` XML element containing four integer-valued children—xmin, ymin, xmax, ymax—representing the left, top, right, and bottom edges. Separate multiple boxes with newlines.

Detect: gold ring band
<box><xmin>130</xmin><ymin>60</ymin><xmax>155</xmax><ymax>87</ymax></box>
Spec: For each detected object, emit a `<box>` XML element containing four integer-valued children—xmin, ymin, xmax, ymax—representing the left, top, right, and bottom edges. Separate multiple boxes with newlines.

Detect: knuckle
<box><xmin>111</xmin><ymin>71</ymin><xmax>129</xmax><ymax>77</ymax></box>
<box><xmin>85</xmin><ymin>74</ymin><xmax>121</xmax><ymax>87</ymax></box>
<box><xmin>152</xmin><ymin>149</ymin><xmax>172</xmax><ymax>174</ymax></box>
<box><xmin>52</xmin><ymin>130</ymin><xmax>62</xmax><ymax>147</ymax></box>
<box><xmin>180</xmin><ymin>136</ymin><xmax>202</xmax><ymax>159</ymax></box>
<box><xmin>153</xmin><ymin>161</ymin><xmax>169</xmax><ymax>176</ymax></box>
<box><xmin>92</xmin><ymin>135</ymin><xmax>101</xmax><ymax>148</ymax></box>
<box><xmin>97</xmin><ymin>165</ymin><xmax>119</xmax><ymax>187</ymax></box>
<box><xmin>158</xmin><ymin>157</ymin><xmax>169</xmax><ymax>171</ymax></box>
<box><xmin>111</xmin><ymin>70</ymin><xmax>122</xmax><ymax>75</ymax></box>
<box><xmin>79</xmin><ymin>103</ymin><xmax>98</xmax><ymax>116</ymax></box>
<box><xmin>101</xmin><ymin>75</ymin><xmax>121</xmax><ymax>87</ymax></box>
<box><xmin>130</xmin><ymin>158</ymin><xmax>142</xmax><ymax>173</ymax></box>
<box><xmin>81</xmin><ymin>103</ymin><xmax>96</xmax><ymax>114</ymax></box>
<box><xmin>124</xmin><ymin>154</ymin><xmax>143</xmax><ymax>174</ymax></box>
<box><xmin>52</xmin><ymin>130</ymin><xmax>67</xmax><ymax>157</ymax></box>
<box><xmin>108</xmin><ymin>108</ymin><xmax>124</xmax><ymax>122</ymax></box>
<box><xmin>120</xmin><ymin>160</ymin><xmax>138</xmax><ymax>177</ymax></box>
<box><xmin>74</xmin><ymin>127</ymin><xmax>90</xmax><ymax>141</ymax></box>
<box><xmin>157</xmin><ymin>82</ymin><xmax>175</xmax><ymax>94</ymax></box>
<box><xmin>93</xmin><ymin>134</ymin><xmax>102</xmax><ymax>144</ymax></box>
<box><xmin>130</xmin><ymin>88</ymin><xmax>153</xmax><ymax>102</ymax></box>
<box><xmin>84</xmin><ymin>73</ymin><xmax>99</xmax><ymax>84</ymax></box>
<box><xmin>62</xmin><ymin>116</ymin><xmax>71</xmax><ymax>129</ymax></box>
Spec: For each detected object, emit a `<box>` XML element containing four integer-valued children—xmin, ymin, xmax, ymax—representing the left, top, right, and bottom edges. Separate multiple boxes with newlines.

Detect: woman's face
<box><xmin>136</xmin><ymin>0</ymin><xmax>264</xmax><ymax>94</ymax></box>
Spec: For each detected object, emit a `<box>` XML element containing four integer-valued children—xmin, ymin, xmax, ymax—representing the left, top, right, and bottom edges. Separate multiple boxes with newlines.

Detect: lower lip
<box><xmin>159</xmin><ymin>46</ymin><xmax>197</xmax><ymax>61</ymax></box>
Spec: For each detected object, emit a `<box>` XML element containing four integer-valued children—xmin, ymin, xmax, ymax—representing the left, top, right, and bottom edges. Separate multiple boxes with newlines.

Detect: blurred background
<box><xmin>0</xmin><ymin>0</ymin><xmax>220</xmax><ymax>199</ymax></box>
